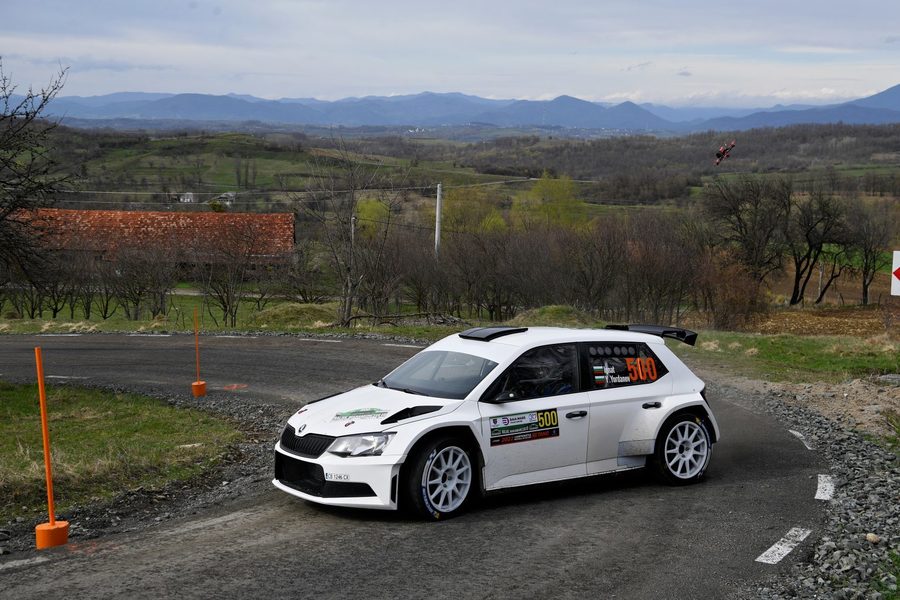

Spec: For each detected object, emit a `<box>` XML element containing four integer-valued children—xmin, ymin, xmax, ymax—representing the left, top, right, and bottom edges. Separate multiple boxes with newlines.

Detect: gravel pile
<box><xmin>735</xmin><ymin>384</ymin><xmax>900</xmax><ymax>599</ymax></box>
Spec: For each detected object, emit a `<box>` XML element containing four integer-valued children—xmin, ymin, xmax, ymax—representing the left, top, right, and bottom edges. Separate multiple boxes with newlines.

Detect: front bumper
<box><xmin>273</xmin><ymin>442</ymin><xmax>403</xmax><ymax>510</ymax></box>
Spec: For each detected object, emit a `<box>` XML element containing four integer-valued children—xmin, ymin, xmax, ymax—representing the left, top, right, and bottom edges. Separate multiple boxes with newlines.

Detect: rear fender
<box><xmin>619</xmin><ymin>396</ymin><xmax>718</xmax><ymax>457</ymax></box>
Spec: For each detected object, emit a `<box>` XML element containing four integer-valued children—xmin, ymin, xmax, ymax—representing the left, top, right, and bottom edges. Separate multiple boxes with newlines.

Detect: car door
<box><xmin>478</xmin><ymin>343</ymin><xmax>590</xmax><ymax>490</ymax></box>
<box><xmin>583</xmin><ymin>341</ymin><xmax>673</xmax><ymax>475</ymax></box>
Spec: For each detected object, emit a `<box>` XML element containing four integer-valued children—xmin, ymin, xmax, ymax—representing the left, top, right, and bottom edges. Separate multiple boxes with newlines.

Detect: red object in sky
<box><xmin>715</xmin><ymin>140</ymin><xmax>736</xmax><ymax>165</ymax></box>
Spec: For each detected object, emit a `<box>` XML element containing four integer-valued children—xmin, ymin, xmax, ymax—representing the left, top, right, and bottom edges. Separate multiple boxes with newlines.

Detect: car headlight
<box><xmin>327</xmin><ymin>433</ymin><xmax>396</xmax><ymax>457</ymax></box>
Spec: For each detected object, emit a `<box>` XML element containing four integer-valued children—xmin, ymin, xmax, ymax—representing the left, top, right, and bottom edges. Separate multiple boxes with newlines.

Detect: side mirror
<box><xmin>484</xmin><ymin>390</ymin><xmax>517</xmax><ymax>404</ymax></box>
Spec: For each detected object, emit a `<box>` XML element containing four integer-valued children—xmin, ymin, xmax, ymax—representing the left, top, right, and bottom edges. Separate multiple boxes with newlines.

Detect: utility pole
<box><xmin>434</xmin><ymin>183</ymin><xmax>442</xmax><ymax>257</ymax></box>
<box><xmin>350</xmin><ymin>214</ymin><xmax>357</xmax><ymax>272</ymax></box>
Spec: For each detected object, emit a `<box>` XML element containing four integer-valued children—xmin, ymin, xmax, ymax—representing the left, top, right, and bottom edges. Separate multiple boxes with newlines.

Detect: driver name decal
<box><xmin>489</xmin><ymin>409</ymin><xmax>559</xmax><ymax>446</ymax></box>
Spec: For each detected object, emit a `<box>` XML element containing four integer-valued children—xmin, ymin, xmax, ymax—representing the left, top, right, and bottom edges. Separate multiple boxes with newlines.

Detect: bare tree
<box><xmin>813</xmin><ymin>244</ymin><xmax>852</xmax><ymax>305</ymax></box>
<box><xmin>783</xmin><ymin>188</ymin><xmax>847</xmax><ymax>305</ymax></box>
<box><xmin>68</xmin><ymin>251</ymin><xmax>98</xmax><ymax>319</ymax></box>
<box><xmin>558</xmin><ymin>218</ymin><xmax>627</xmax><ymax>314</ymax></box>
<box><xmin>113</xmin><ymin>242</ymin><xmax>179</xmax><ymax>320</ymax></box>
<box><xmin>846</xmin><ymin>198</ymin><xmax>896</xmax><ymax>305</ymax></box>
<box><xmin>0</xmin><ymin>58</ymin><xmax>67</xmax><ymax>276</ymax></box>
<box><xmin>702</xmin><ymin>176</ymin><xmax>791</xmax><ymax>286</ymax></box>
<box><xmin>283</xmin><ymin>239</ymin><xmax>328</xmax><ymax>304</ymax></box>
<box><xmin>193</xmin><ymin>219</ymin><xmax>270</xmax><ymax>327</ymax></box>
<box><xmin>92</xmin><ymin>259</ymin><xmax>120</xmax><ymax>320</ymax></box>
<box><xmin>290</xmin><ymin>143</ymin><xmax>387</xmax><ymax>327</ymax></box>
<box><xmin>355</xmin><ymin>195</ymin><xmax>406</xmax><ymax>322</ymax></box>
<box><xmin>6</xmin><ymin>267</ymin><xmax>43</xmax><ymax>318</ymax></box>
<box><xmin>38</xmin><ymin>251</ymin><xmax>75</xmax><ymax>318</ymax></box>
<box><xmin>619</xmin><ymin>214</ymin><xmax>697</xmax><ymax>324</ymax></box>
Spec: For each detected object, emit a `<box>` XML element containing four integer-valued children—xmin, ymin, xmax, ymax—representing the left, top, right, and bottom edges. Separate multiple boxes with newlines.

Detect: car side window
<box><xmin>586</xmin><ymin>342</ymin><xmax>669</xmax><ymax>389</ymax></box>
<box><xmin>488</xmin><ymin>344</ymin><xmax>578</xmax><ymax>402</ymax></box>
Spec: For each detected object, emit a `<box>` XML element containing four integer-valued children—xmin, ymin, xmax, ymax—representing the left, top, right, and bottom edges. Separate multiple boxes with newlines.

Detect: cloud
<box><xmin>600</xmin><ymin>90</ymin><xmax>647</xmax><ymax>103</ymax></box>
<box><xmin>776</xmin><ymin>45</ymin><xmax>858</xmax><ymax>55</ymax></box>
<box><xmin>1</xmin><ymin>0</ymin><xmax>898</xmax><ymax>104</ymax></box>
<box><xmin>624</xmin><ymin>62</ymin><xmax>652</xmax><ymax>72</ymax></box>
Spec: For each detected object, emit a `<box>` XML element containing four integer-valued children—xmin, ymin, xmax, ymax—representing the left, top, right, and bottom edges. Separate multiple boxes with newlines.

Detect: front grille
<box><xmin>280</xmin><ymin>427</ymin><xmax>334</xmax><ymax>458</ymax></box>
<box><xmin>275</xmin><ymin>451</ymin><xmax>326</xmax><ymax>496</ymax></box>
<box><xmin>275</xmin><ymin>452</ymin><xmax>376</xmax><ymax>498</ymax></box>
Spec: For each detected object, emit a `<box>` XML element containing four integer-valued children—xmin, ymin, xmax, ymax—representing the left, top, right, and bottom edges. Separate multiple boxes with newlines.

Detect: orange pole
<box><xmin>191</xmin><ymin>307</ymin><xmax>206</xmax><ymax>397</ymax></box>
<box><xmin>194</xmin><ymin>307</ymin><xmax>200</xmax><ymax>381</ymax></box>
<box><xmin>34</xmin><ymin>347</ymin><xmax>56</xmax><ymax>525</ymax></box>
<box><xmin>34</xmin><ymin>347</ymin><xmax>68</xmax><ymax>549</ymax></box>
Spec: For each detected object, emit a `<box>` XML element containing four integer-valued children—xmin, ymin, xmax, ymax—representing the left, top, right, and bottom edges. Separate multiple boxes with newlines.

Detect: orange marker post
<box><xmin>34</xmin><ymin>347</ymin><xmax>69</xmax><ymax>550</ymax></box>
<box><xmin>192</xmin><ymin>307</ymin><xmax>206</xmax><ymax>398</ymax></box>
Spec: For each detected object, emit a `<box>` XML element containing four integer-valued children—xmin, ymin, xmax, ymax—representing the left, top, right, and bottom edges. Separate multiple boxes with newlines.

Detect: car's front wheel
<box><xmin>652</xmin><ymin>413</ymin><xmax>712</xmax><ymax>485</ymax></box>
<box><xmin>403</xmin><ymin>436</ymin><xmax>476</xmax><ymax>520</ymax></box>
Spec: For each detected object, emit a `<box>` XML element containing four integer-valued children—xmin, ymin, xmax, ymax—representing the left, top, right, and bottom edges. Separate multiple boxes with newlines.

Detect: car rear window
<box><xmin>586</xmin><ymin>342</ymin><xmax>668</xmax><ymax>389</ymax></box>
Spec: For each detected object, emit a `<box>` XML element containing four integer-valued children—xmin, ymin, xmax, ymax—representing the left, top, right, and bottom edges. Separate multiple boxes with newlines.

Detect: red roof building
<box><xmin>33</xmin><ymin>208</ymin><xmax>294</xmax><ymax>259</ymax></box>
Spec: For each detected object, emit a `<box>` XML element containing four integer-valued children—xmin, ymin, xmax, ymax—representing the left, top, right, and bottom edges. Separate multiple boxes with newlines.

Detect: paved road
<box><xmin>0</xmin><ymin>333</ymin><xmax>418</xmax><ymax>406</ymax></box>
<box><xmin>0</xmin><ymin>334</ymin><xmax>827</xmax><ymax>599</ymax></box>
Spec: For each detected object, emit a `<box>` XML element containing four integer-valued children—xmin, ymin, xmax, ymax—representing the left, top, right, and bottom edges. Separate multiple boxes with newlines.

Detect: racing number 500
<box><xmin>625</xmin><ymin>357</ymin><xmax>658</xmax><ymax>382</ymax></box>
<box><xmin>537</xmin><ymin>409</ymin><xmax>558</xmax><ymax>428</ymax></box>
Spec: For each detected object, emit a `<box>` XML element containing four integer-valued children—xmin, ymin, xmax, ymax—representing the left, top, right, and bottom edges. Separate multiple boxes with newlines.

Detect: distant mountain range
<box><xmin>36</xmin><ymin>84</ymin><xmax>900</xmax><ymax>133</ymax></box>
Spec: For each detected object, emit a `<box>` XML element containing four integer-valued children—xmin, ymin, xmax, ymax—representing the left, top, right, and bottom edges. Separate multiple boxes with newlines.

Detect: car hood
<box><xmin>286</xmin><ymin>385</ymin><xmax>464</xmax><ymax>437</ymax></box>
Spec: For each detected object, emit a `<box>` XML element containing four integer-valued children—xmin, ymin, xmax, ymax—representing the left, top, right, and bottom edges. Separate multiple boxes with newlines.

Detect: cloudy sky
<box><xmin>2</xmin><ymin>0</ymin><xmax>899</xmax><ymax>106</ymax></box>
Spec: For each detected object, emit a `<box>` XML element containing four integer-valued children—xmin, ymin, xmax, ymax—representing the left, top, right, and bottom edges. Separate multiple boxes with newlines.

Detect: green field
<box><xmin>671</xmin><ymin>330</ymin><xmax>900</xmax><ymax>383</ymax></box>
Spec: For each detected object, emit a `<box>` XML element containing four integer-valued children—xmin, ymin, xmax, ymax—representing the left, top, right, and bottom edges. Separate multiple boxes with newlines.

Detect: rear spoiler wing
<box><xmin>604</xmin><ymin>324</ymin><xmax>698</xmax><ymax>346</ymax></box>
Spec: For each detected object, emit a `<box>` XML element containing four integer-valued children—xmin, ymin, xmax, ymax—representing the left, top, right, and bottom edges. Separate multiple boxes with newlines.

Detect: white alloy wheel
<box><xmin>423</xmin><ymin>445</ymin><xmax>472</xmax><ymax>513</ymax></box>
<box><xmin>663</xmin><ymin>420</ymin><xmax>710</xmax><ymax>480</ymax></box>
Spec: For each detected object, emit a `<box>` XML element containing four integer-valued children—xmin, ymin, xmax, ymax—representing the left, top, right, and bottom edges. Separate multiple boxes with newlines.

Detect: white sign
<box><xmin>893</xmin><ymin>251</ymin><xmax>900</xmax><ymax>297</ymax></box>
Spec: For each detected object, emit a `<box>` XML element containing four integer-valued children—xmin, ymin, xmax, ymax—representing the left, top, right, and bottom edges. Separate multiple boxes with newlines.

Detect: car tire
<box><xmin>652</xmin><ymin>413</ymin><xmax>712</xmax><ymax>485</ymax></box>
<box><xmin>402</xmin><ymin>436</ymin><xmax>477</xmax><ymax>520</ymax></box>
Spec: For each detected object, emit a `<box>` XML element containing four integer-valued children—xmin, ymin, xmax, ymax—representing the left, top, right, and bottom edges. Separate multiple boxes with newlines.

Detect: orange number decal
<box><xmin>626</xmin><ymin>357</ymin><xmax>658</xmax><ymax>382</ymax></box>
<box><xmin>625</xmin><ymin>358</ymin><xmax>638</xmax><ymax>381</ymax></box>
<box><xmin>644</xmin><ymin>357</ymin><xmax>658</xmax><ymax>381</ymax></box>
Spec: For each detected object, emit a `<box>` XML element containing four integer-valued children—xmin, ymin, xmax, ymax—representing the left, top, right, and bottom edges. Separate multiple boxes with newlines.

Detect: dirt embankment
<box><xmin>702</xmin><ymin>364</ymin><xmax>900</xmax><ymax>439</ymax></box>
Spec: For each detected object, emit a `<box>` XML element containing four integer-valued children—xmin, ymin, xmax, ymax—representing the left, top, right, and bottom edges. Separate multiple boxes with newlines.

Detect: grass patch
<box><xmin>882</xmin><ymin>410</ymin><xmax>900</xmax><ymax>455</ymax></box>
<box><xmin>874</xmin><ymin>551</ymin><xmax>900</xmax><ymax>599</ymax></box>
<box><xmin>0</xmin><ymin>294</ymin><xmax>281</xmax><ymax>335</ymax></box>
<box><xmin>506</xmin><ymin>305</ymin><xmax>599</xmax><ymax>328</ymax></box>
<box><xmin>672</xmin><ymin>330</ymin><xmax>900</xmax><ymax>383</ymax></box>
<box><xmin>0</xmin><ymin>381</ymin><xmax>242</xmax><ymax>522</ymax></box>
<box><xmin>248</xmin><ymin>301</ymin><xmax>340</xmax><ymax>329</ymax></box>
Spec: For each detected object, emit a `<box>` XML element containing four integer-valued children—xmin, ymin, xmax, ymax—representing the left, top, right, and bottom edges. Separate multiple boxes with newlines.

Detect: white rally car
<box><xmin>273</xmin><ymin>325</ymin><xmax>719</xmax><ymax>520</ymax></box>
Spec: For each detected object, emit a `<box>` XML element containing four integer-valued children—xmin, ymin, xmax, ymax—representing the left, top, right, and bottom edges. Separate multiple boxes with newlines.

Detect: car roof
<box><xmin>428</xmin><ymin>327</ymin><xmax>666</xmax><ymax>364</ymax></box>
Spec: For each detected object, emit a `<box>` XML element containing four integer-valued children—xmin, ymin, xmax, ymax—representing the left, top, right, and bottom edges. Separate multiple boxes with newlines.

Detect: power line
<box><xmin>355</xmin><ymin>216</ymin><xmax>475</xmax><ymax>236</ymax></box>
<box><xmin>45</xmin><ymin>176</ymin><xmax>542</xmax><ymax>198</ymax></box>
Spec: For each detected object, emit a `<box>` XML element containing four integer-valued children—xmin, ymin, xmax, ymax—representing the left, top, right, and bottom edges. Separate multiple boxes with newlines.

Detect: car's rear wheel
<box><xmin>403</xmin><ymin>436</ymin><xmax>476</xmax><ymax>520</ymax></box>
<box><xmin>652</xmin><ymin>414</ymin><xmax>711</xmax><ymax>485</ymax></box>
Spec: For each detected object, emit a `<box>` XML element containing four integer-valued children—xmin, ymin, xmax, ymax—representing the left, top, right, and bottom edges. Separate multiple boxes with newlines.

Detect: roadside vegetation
<box><xmin>2</xmin><ymin>67</ymin><xmax>898</xmax><ymax>339</ymax></box>
<box><xmin>0</xmin><ymin>381</ymin><xmax>242</xmax><ymax>523</ymax></box>
<box><xmin>672</xmin><ymin>328</ymin><xmax>899</xmax><ymax>383</ymax></box>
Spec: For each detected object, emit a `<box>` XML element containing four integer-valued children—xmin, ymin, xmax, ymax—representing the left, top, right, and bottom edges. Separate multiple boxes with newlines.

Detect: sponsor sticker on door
<box><xmin>489</xmin><ymin>409</ymin><xmax>559</xmax><ymax>446</ymax></box>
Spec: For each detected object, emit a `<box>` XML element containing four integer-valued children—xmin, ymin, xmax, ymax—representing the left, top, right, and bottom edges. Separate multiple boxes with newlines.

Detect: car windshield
<box><xmin>378</xmin><ymin>351</ymin><xmax>498</xmax><ymax>399</ymax></box>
